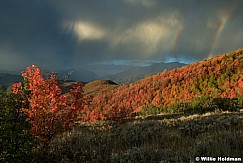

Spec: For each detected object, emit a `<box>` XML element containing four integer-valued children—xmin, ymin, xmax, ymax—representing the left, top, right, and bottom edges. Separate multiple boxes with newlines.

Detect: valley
<box><xmin>1</xmin><ymin>49</ymin><xmax>243</xmax><ymax>162</ymax></box>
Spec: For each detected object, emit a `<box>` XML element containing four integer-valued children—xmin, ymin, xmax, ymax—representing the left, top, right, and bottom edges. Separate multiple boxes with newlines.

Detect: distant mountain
<box><xmin>88</xmin><ymin>48</ymin><xmax>243</xmax><ymax>114</ymax></box>
<box><xmin>0</xmin><ymin>66</ymin><xmax>100</xmax><ymax>84</ymax></box>
<box><xmin>86</xmin><ymin>64</ymin><xmax>129</xmax><ymax>76</ymax></box>
<box><xmin>0</xmin><ymin>73</ymin><xmax>22</xmax><ymax>92</ymax></box>
<box><xmin>55</xmin><ymin>68</ymin><xmax>100</xmax><ymax>82</ymax></box>
<box><xmin>0</xmin><ymin>67</ymin><xmax>100</xmax><ymax>93</ymax></box>
<box><xmin>0</xmin><ymin>70</ymin><xmax>20</xmax><ymax>74</ymax></box>
<box><xmin>101</xmin><ymin>62</ymin><xmax>186</xmax><ymax>84</ymax></box>
<box><xmin>0</xmin><ymin>73</ymin><xmax>22</xmax><ymax>85</ymax></box>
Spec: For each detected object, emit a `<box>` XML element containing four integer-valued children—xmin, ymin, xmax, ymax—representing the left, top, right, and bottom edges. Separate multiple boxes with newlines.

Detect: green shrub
<box><xmin>0</xmin><ymin>92</ymin><xmax>36</xmax><ymax>163</ymax></box>
<box><xmin>168</xmin><ymin>102</ymin><xmax>188</xmax><ymax>113</ymax></box>
<box><xmin>137</xmin><ymin>105</ymin><xmax>161</xmax><ymax>116</ymax></box>
<box><xmin>186</xmin><ymin>96</ymin><xmax>218</xmax><ymax>114</ymax></box>
<box><xmin>168</xmin><ymin>96</ymin><xmax>243</xmax><ymax>114</ymax></box>
<box><xmin>236</xmin><ymin>95</ymin><xmax>243</xmax><ymax>110</ymax></box>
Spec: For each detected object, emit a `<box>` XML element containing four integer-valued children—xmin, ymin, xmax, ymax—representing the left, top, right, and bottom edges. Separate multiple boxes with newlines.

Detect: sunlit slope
<box><xmin>89</xmin><ymin>49</ymin><xmax>243</xmax><ymax>113</ymax></box>
<box><xmin>84</xmin><ymin>80</ymin><xmax>118</xmax><ymax>96</ymax></box>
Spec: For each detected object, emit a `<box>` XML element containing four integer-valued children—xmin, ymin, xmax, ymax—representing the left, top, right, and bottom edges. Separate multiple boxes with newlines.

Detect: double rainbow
<box><xmin>207</xmin><ymin>15</ymin><xmax>230</xmax><ymax>59</ymax></box>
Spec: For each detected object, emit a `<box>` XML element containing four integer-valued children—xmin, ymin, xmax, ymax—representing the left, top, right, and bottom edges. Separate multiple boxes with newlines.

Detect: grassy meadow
<box><xmin>31</xmin><ymin>110</ymin><xmax>243</xmax><ymax>162</ymax></box>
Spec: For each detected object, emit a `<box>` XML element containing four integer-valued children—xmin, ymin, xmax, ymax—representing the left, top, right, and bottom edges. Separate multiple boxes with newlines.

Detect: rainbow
<box><xmin>207</xmin><ymin>15</ymin><xmax>230</xmax><ymax>59</ymax></box>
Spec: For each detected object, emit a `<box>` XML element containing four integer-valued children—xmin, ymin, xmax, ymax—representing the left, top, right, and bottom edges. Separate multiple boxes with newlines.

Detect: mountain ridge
<box><xmin>0</xmin><ymin>73</ymin><xmax>23</xmax><ymax>85</ymax></box>
<box><xmin>88</xmin><ymin>49</ymin><xmax>243</xmax><ymax>115</ymax></box>
<box><xmin>101</xmin><ymin>61</ymin><xmax>186</xmax><ymax>84</ymax></box>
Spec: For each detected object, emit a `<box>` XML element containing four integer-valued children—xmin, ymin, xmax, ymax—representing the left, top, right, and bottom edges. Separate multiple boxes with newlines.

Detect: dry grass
<box><xmin>32</xmin><ymin>111</ymin><xmax>243</xmax><ymax>162</ymax></box>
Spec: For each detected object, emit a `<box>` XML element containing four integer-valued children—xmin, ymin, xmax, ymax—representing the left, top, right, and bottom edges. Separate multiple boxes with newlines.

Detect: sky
<box><xmin>1</xmin><ymin>0</ymin><xmax>243</xmax><ymax>72</ymax></box>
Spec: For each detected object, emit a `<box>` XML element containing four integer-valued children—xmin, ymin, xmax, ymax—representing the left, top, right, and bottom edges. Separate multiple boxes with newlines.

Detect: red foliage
<box><xmin>238</xmin><ymin>79</ymin><xmax>243</xmax><ymax>87</ymax></box>
<box><xmin>86</xmin><ymin>49</ymin><xmax>243</xmax><ymax>113</ymax></box>
<box><xmin>13</xmin><ymin>65</ymin><xmax>89</xmax><ymax>141</ymax></box>
<box><xmin>12</xmin><ymin>82</ymin><xmax>22</xmax><ymax>94</ymax></box>
<box><xmin>12</xmin><ymin>49</ymin><xmax>243</xmax><ymax>134</ymax></box>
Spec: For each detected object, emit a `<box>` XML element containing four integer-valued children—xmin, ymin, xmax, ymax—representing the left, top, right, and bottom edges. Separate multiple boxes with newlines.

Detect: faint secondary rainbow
<box><xmin>207</xmin><ymin>15</ymin><xmax>230</xmax><ymax>59</ymax></box>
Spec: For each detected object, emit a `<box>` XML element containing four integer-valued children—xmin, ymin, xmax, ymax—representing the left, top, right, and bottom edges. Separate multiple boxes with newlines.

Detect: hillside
<box><xmin>32</xmin><ymin>111</ymin><xmax>243</xmax><ymax>162</ymax></box>
<box><xmin>2</xmin><ymin>50</ymin><xmax>243</xmax><ymax>162</ymax></box>
<box><xmin>102</xmin><ymin>62</ymin><xmax>186</xmax><ymax>84</ymax></box>
<box><xmin>87</xmin><ymin>49</ymin><xmax>243</xmax><ymax>119</ymax></box>
<box><xmin>84</xmin><ymin>80</ymin><xmax>118</xmax><ymax>96</ymax></box>
<box><xmin>58</xmin><ymin>80</ymin><xmax>86</xmax><ymax>94</ymax></box>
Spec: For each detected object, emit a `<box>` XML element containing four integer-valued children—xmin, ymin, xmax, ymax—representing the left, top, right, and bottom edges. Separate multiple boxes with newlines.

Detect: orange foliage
<box><xmin>13</xmin><ymin>65</ymin><xmax>89</xmax><ymax>141</ymax></box>
<box><xmin>12</xmin><ymin>49</ymin><xmax>243</xmax><ymax>130</ymax></box>
<box><xmin>87</xmin><ymin>49</ymin><xmax>243</xmax><ymax>113</ymax></box>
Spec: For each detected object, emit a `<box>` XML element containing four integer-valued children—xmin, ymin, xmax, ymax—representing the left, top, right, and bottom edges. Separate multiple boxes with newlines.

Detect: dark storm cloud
<box><xmin>1</xmin><ymin>0</ymin><xmax>243</xmax><ymax>70</ymax></box>
<box><xmin>0</xmin><ymin>0</ymin><xmax>74</xmax><ymax>70</ymax></box>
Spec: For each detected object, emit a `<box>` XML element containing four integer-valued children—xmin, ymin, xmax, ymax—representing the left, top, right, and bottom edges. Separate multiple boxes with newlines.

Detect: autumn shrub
<box><xmin>0</xmin><ymin>92</ymin><xmax>36</xmax><ymax>163</ymax></box>
<box><xmin>88</xmin><ymin>94</ymin><xmax>134</xmax><ymax>123</ymax></box>
<box><xmin>12</xmin><ymin>65</ymin><xmax>90</xmax><ymax>142</ymax></box>
<box><xmin>12</xmin><ymin>65</ymin><xmax>136</xmax><ymax>144</ymax></box>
